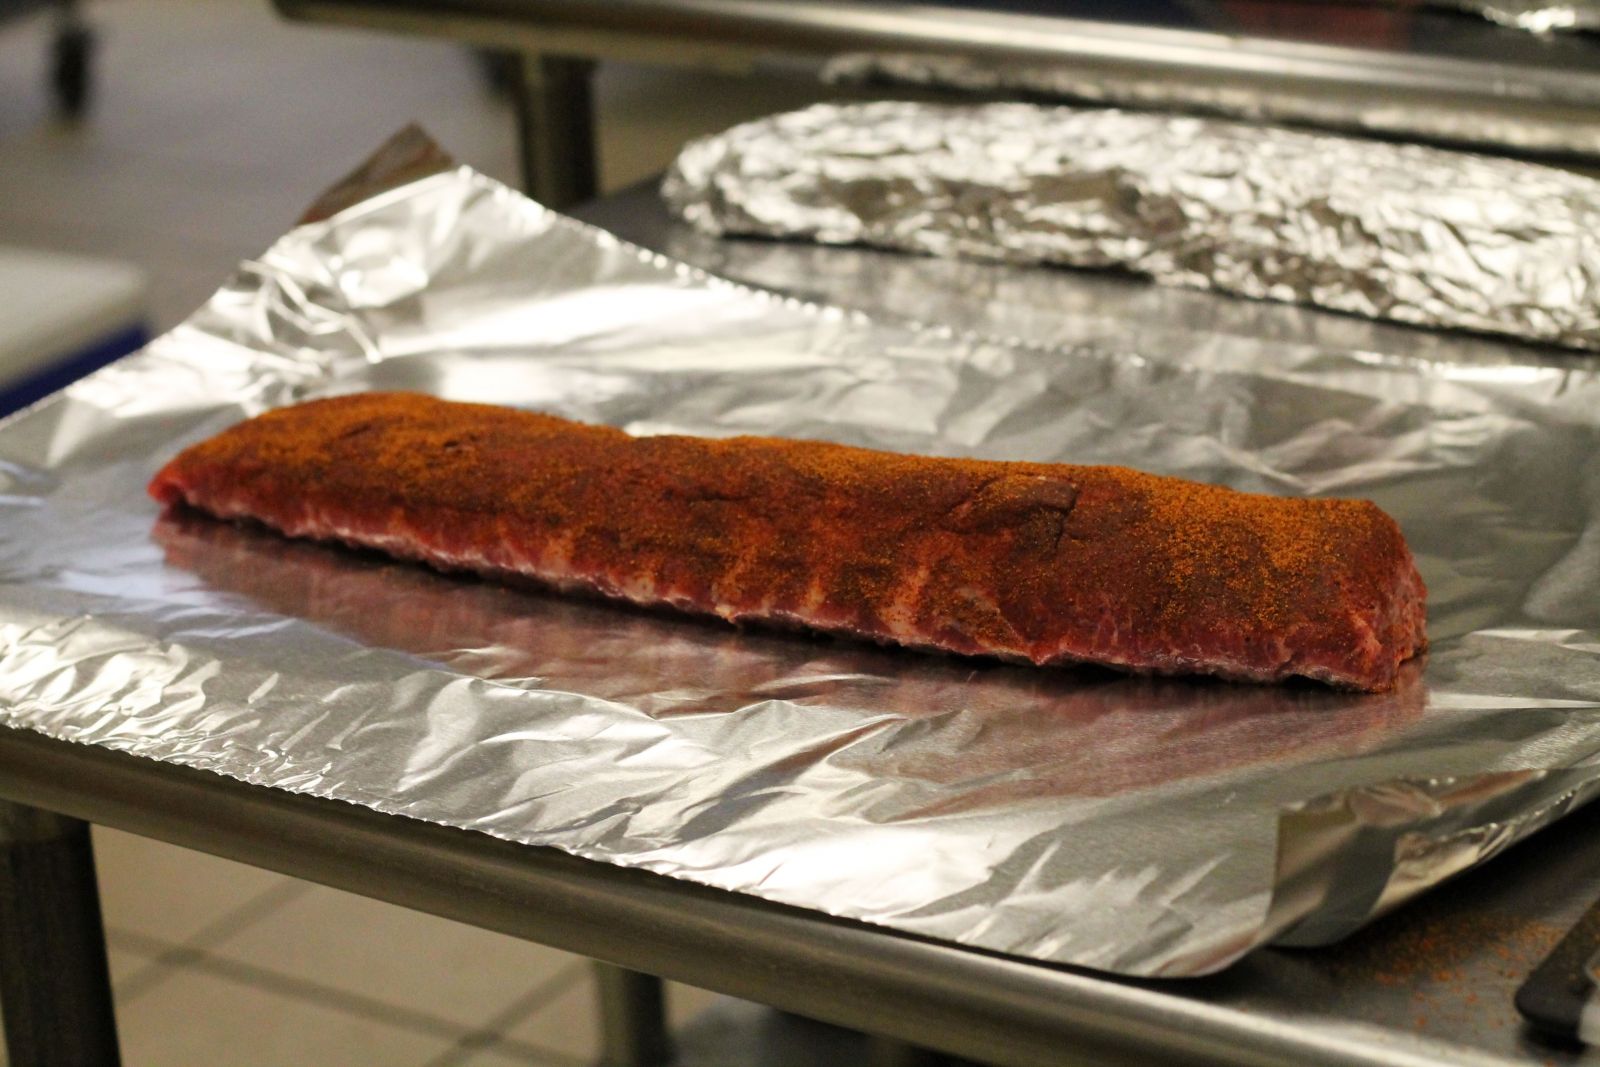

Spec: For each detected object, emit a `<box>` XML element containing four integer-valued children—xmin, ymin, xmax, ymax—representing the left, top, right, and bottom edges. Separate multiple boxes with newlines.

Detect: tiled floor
<box><xmin>0</xmin><ymin>0</ymin><xmax>827</xmax><ymax>1062</ymax></box>
<box><xmin>91</xmin><ymin>826</ymin><xmax>722</xmax><ymax>1066</ymax></box>
<box><xmin>0</xmin><ymin>0</ymin><xmax>828</xmax><ymax>331</ymax></box>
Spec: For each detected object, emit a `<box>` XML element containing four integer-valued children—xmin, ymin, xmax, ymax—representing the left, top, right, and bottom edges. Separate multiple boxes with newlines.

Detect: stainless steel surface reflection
<box><xmin>0</xmin><ymin>166</ymin><xmax>1598</xmax><ymax>978</ymax></box>
<box><xmin>152</xmin><ymin>511</ymin><xmax>1425</xmax><ymax>800</ymax></box>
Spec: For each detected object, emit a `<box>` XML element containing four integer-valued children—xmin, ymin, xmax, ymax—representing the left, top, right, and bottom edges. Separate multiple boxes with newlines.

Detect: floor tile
<box><xmin>449</xmin><ymin>1043</ymin><xmax>587</xmax><ymax>1067</ymax></box>
<box><xmin>208</xmin><ymin>882</ymin><xmax>582</xmax><ymax>1031</ymax></box>
<box><xmin>500</xmin><ymin>969</ymin><xmax>727</xmax><ymax>1063</ymax></box>
<box><xmin>668</xmin><ymin>981</ymin><xmax>724</xmax><ymax>1030</ymax></box>
<box><xmin>107</xmin><ymin>938</ymin><xmax>164</xmax><ymax>993</ymax></box>
<box><xmin>92</xmin><ymin>826</ymin><xmax>303</xmax><ymax>946</ymax></box>
<box><xmin>115</xmin><ymin>964</ymin><xmax>461</xmax><ymax>1067</ymax></box>
<box><xmin>499</xmin><ymin>967</ymin><xmax>602</xmax><ymax>1062</ymax></box>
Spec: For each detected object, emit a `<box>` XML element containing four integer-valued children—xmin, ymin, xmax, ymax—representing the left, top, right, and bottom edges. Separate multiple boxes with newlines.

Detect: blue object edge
<box><xmin>0</xmin><ymin>324</ymin><xmax>150</xmax><ymax>417</ymax></box>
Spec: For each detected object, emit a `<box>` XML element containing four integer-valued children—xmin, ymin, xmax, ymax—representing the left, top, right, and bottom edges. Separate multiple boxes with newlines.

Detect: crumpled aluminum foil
<box><xmin>663</xmin><ymin>102</ymin><xmax>1600</xmax><ymax>352</ymax></box>
<box><xmin>2</xmin><ymin>163</ymin><xmax>1599</xmax><ymax>978</ymax></box>
<box><xmin>1451</xmin><ymin>0</ymin><xmax>1600</xmax><ymax>31</ymax></box>
<box><xmin>820</xmin><ymin>53</ymin><xmax>1600</xmax><ymax>158</ymax></box>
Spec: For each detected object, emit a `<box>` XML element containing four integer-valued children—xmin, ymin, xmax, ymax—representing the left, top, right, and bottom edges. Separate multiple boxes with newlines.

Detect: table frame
<box><xmin>0</xmin><ymin>800</ymin><xmax>119</xmax><ymax>1066</ymax></box>
<box><xmin>0</xmin><ymin>721</ymin><xmax>1460</xmax><ymax>1067</ymax></box>
<box><xmin>273</xmin><ymin>0</ymin><xmax>1600</xmax><ymax>207</ymax></box>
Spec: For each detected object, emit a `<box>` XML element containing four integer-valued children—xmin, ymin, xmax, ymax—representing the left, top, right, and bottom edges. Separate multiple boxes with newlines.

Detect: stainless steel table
<box><xmin>270</xmin><ymin>0</ymin><xmax>1600</xmax><ymax>207</ymax></box>
<box><xmin>4</xmin><ymin>180</ymin><xmax>1600</xmax><ymax>1067</ymax></box>
<box><xmin>8</xmin><ymin>666</ymin><xmax>1600</xmax><ymax>1067</ymax></box>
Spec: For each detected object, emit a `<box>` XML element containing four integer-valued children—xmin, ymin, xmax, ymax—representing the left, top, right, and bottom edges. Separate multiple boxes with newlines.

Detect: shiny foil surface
<box><xmin>664</xmin><ymin>102</ymin><xmax>1600</xmax><ymax>351</ymax></box>
<box><xmin>2</xmin><ymin>165</ymin><xmax>1600</xmax><ymax>978</ymax></box>
<box><xmin>1450</xmin><ymin>0</ymin><xmax>1600</xmax><ymax>30</ymax></box>
<box><xmin>821</xmin><ymin>53</ymin><xmax>1600</xmax><ymax>158</ymax></box>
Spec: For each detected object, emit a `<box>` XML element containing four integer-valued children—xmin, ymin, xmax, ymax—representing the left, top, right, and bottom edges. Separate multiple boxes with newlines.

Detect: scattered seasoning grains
<box><xmin>1317</xmin><ymin>910</ymin><xmax>1564</xmax><ymax>1036</ymax></box>
<box><xmin>149</xmin><ymin>392</ymin><xmax>1427</xmax><ymax>690</ymax></box>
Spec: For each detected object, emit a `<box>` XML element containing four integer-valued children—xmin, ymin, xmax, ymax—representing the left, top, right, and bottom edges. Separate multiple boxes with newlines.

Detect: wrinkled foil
<box><xmin>2</xmin><ymin>164</ymin><xmax>1600</xmax><ymax>979</ymax></box>
<box><xmin>663</xmin><ymin>102</ymin><xmax>1600</xmax><ymax>352</ymax></box>
<box><xmin>1450</xmin><ymin>0</ymin><xmax>1600</xmax><ymax>31</ymax></box>
<box><xmin>821</xmin><ymin>53</ymin><xmax>1600</xmax><ymax>158</ymax></box>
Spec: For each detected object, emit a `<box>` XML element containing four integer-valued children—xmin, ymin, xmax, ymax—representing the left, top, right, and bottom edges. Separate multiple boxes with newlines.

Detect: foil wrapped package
<box><xmin>2</xmin><ymin>161</ymin><xmax>1600</xmax><ymax>978</ymax></box>
<box><xmin>1450</xmin><ymin>0</ymin><xmax>1600</xmax><ymax>31</ymax></box>
<box><xmin>663</xmin><ymin>102</ymin><xmax>1600</xmax><ymax>352</ymax></box>
<box><xmin>820</xmin><ymin>53</ymin><xmax>1600</xmax><ymax>159</ymax></box>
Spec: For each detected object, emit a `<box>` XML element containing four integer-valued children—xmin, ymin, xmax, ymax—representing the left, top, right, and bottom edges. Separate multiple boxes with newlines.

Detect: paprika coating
<box><xmin>147</xmin><ymin>392</ymin><xmax>1427</xmax><ymax>690</ymax></box>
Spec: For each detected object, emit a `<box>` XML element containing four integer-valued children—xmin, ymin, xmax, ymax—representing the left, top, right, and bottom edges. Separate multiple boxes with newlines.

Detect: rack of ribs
<box><xmin>148</xmin><ymin>392</ymin><xmax>1427</xmax><ymax>690</ymax></box>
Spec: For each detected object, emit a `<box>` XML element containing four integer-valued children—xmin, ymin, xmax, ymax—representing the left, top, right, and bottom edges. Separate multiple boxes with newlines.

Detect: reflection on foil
<box><xmin>664</xmin><ymin>102</ymin><xmax>1600</xmax><ymax>351</ymax></box>
<box><xmin>657</xmin><ymin>216</ymin><xmax>1595</xmax><ymax>387</ymax></box>
<box><xmin>1</xmin><ymin>158</ymin><xmax>1599</xmax><ymax>977</ymax></box>
<box><xmin>1270</xmin><ymin>768</ymin><xmax>1600</xmax><ymax>946</ymax></box>
<box><xmin>822</xmin><ymin>53</ymin><xmax>1600</xmax><ymax>157</ymax></box>
<box><xmin>154</xmin><ymin>511</ymin><xmax>1425</xmax><ymax>803</ymax></box>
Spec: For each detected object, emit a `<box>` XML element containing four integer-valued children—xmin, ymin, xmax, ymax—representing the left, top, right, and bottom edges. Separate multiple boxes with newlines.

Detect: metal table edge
<box><xmin>0</xmin><ymin>720</ymin><xmax>1486</xmax><ymax>1067</ymax></box>
<box><xmin>270</xmin><ymin>0</ymin><xmax>1600</xmax><ymax>113</ymax></box>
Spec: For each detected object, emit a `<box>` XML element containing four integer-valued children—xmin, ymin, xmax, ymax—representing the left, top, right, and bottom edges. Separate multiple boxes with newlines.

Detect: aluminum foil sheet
<box><xmin>664</xmin><ymin>102</ymin><xmax>1600</xmax><ymax>352</ymax></box>
<box><xmin>2</xmin><ymin>164</ymin><xmax>1600</xmax><ymax>979</ymax></box>
<box><xmin>821</xmin><ymin>53</ymin><xmax>1600</xmax><ymax>158</ymax></box>
<box><xmin>1449</xmin><ymin>0</ymin><xmax>1600</xmax><ymax>31</ymax></box>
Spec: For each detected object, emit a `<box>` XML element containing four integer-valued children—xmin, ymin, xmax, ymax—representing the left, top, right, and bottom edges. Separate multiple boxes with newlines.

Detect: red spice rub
<box><xmin>147</xmin><ymin>392</ymin><xmax>1427</xmax><ymax>689</ymax></box>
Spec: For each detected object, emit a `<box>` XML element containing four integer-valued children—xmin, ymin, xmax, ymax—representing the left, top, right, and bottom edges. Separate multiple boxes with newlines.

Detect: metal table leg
<box><xmin>512</xmin><ymin>53</ymin><xmax>599</xmax><ymax>209</ymax></box>
<box><xmin>594</xmin><ymin>961</ymin><xmax>671</xmax><ymax>1067</ymax></box>
<box><xmin>0</xmin><ymin>800</ymin><xmax>120</xmax><ymax>1067</ymax></box>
